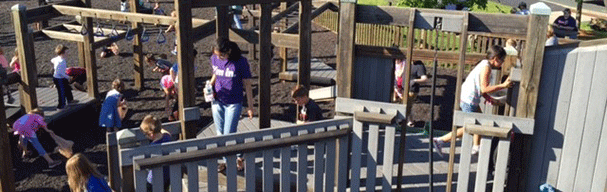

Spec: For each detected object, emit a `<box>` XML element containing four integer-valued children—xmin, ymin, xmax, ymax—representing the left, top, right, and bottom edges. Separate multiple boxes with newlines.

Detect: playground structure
<box><xmin>2</xmin><ymin>0</ymin><xmax>607</xmax><ymax>191</ymax></box>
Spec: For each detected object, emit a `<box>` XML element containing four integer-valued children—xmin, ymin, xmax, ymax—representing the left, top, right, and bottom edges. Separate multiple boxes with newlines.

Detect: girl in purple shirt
<box><xmin>210</xmin><ymin>38</ymin><xmax>254</xmax><ymax>171</ymax></box>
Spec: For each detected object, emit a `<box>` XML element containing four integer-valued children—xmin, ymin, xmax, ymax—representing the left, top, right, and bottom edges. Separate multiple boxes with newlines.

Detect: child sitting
<box><xmin>66</xmin><ymin>67</ymin><xmax>87</xmax><ymax>92</ymax></box>
<box><xmin>291</xmin><ymin>85</ymin><xmax>323</xmax><ymax>124</ymax></box>
<box><xmin>13</xmin><ymin>108</ymin><xmax>62</xmax><ymax>168</ymax></box>
<box><xmin>99</xmin><ymin>43</ymin><xmax>119</xmax><ymax>58</ymax></box>
<box><xmin>140</xmin><ymin>115</ymin><xmax>172</xmax><ymax>190</ymax></box>
<box><xmin>66</xmin><ymin>153</ymin><xmax>112</xmax><ymax>192</ymax></box>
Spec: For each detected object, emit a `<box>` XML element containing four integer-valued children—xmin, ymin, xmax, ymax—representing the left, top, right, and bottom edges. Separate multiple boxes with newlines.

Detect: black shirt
<box><xmin>410</xmin><ymin>63</ymin><xmax>427</xmax><ymax>93</ymax></box>
<box><xmin>298</xmin><ymin>99</ymin><xmax>323</xmax><ymax>122</ymax></box>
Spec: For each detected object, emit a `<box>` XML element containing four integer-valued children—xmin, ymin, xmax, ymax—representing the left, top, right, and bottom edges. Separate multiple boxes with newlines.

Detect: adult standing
<box><xmin>210</xmin><ymin>38</ymin><xmax>254</xmax><ymax>171</ymax></box>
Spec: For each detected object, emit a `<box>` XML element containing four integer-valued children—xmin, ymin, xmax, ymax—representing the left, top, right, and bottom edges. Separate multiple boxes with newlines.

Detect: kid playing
<box><xmin>99</xmin><ymin>79</ymin><xmax>128</xmax><ymax>132</ymax></box>
<box><xmin>13</xmin><ymin>108</ymin><xmax>62</xmax><ymax>168</ymax></box>
<box><xmin>51</xmin><ymin>44</ymin><xmax>76</xmax><ymax>110</ymax></box>
<box><xmin>66</xmin><ymin>153</ymin><xmax>112</xmax><ymax>192</ymax></box>
<box><xmin>139</xmin><ymin>115</ymin><xmax>172</xmax><ymax>190</ymax></box>
<box><xmin>291</xmin><ymin>85</ymin><xmax>323</xmax><ymax>124</ymax></box>
<box><xmin>144</xmin><ymin>54</ymin><xmax>173</xmax><ymax>74</ymax></box>
<box><xmin>160</xmin><ymin>75</ymin><xmax>179</xmax><ymax>121</ymax></box>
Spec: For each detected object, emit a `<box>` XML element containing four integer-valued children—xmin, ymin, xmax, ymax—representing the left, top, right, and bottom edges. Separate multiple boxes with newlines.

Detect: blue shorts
<box><xmin>460</xmin><ymin>102</ymin><xmax>481</xmax><ymax>113</ymax></box>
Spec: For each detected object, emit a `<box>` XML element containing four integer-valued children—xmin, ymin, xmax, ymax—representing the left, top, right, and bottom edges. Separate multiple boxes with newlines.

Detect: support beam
<box><xmin>216</xmin><ymin>6</ymin><xmax>230</xmax><ymax>40</ymax></box>
<box><xmin>397</xmin><ymin>9</ymin><xmax>415</xmax><ymax>191</ymax></box>
<box><xmin>12</xmin><ymin>4</ymin><xmax>38</xmax><ymax>112</ymax></box>
<box><xmin>26</xmin><ymin>0</ymin><xmax>84</xmax><ymax>24</ymax></box>
<box><xmin>130</xmin><ymin>0</ymin><xmax>144</xmax><ymax>91</ymax></box>
<box><xmin>336</xmin><ymin>0</ymin><xmax>356</xmax><ymax>98</ymax></box>
<box><xmin>0</xmin><ymin>85</ymin><xmax>15</xmax><ymax>192</ymax></box>
<box><xmin>229</xmin><ymin>29</ymin><xmax>300</xmax><ymax>49</ymax></box>
<box><xmin>193</xmin><ymin>19</ymin><xmax>216</xmax><ymax>42</ymax></box>
<box><xmin>81</xmin><ymin>0</ymin><xmax>98</xmax><ymax>98</ymax></box>
<box><xmin>193</xmin><ymin>0</ymin><xmax>299</xmax><ymax>8</ymax></box>
<box><xmin>40</xmin><ymin>30</ymin><xmax>85</xmax><ymax>42</ymax></box>
<box><xmin>259</xmin><ymin>3</ymin><xmax>272</xmax><ymax>128</ymax></box>
<box><xmin>52</xmin><ymin>5</ymin><xmax>177</xmax><ymax>26</ymax></box>
<box><xmin>354</xmin><ymin>45</ymin><xmax>485</xmax><ymax>64</ymax></box>
<box><xmin>454</xmin><ymin>12</ymin><xmax>469</xmax><ymax>111</ymax></box>
<box><xmin>282</xmin><ymin>1</ymin><xmax>336</xmax><ymax>33</ymax></box>
<box><xmin>298</xmin><ymin>0</ymin><xmax>312</xmax><ymax>89</ymax></box>
<box><xmin>175</xmin><ymin>0</ymin><xmax>197</xmax><ymax>139</ymax></box>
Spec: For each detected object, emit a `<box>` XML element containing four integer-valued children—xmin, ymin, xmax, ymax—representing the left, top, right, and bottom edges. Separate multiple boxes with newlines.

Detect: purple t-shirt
<box><xmin>211</xmin><ymin>55</ymin><xmax>252</xmax><ymax>104</ymax></box>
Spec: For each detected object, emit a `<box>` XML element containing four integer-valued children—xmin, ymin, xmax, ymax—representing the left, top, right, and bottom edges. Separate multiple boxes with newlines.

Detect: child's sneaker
<box><xmin>432</xmin><ymin>138</ymin><xmax>444</xmax><ymax>158</ymax></box>
<box><xmin>48</xmin><ymin>161</ymin><xmax>61</xmax><ymax>168</ymax></box>
<box><xmin>471</xmin><ymin>145</ymin><xmax>480</xmax><ymax>155</ymax></box>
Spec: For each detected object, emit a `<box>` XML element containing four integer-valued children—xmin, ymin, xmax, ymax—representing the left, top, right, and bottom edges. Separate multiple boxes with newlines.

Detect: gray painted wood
<box><xmin>297</xmin><ymin>130</ymin><xmax>308</xmax><ymax>192</ymax></box>
<box><xmin>335</xmin><ymin>97</ymin><xmax>407</xmax><ymax>120</ymax></box>
<box><xmin>280</xmin><ymin>57</ymin><xmax>336</xmax><ymax>84</ymax></box>
<box><xmin>309</xmin><ymin>85</ymin><xmax>336</xmax><ymax>100</ymax></box>
<box><xmin>3</xmin><ymin>87</ymin><xmax>95</xmax><ymax>123</ymax></box>
<box><xmin>543</xmin><ymin>48</ymin><xmax>577</xmax><ymax>187</ymax></box>
<box><xmin>151</xmin><ymin>152</ymin><xmax>163</xmax><ymax>192</ymax></box>
<box><xmin>225</xmin><ymin>140</ymin><xmax>238</xmax><ymax>192</ymax></box>
<box><xmin>591</xmin><ymin>100</ymin><xmax>607</xmax><ymax>192</ymax></box>
<box><xmin>262</xmin><ymin>136</ymin><xmax>274</xmax><ymax>192</ymax></box>
<box><xmin>527</xmin><ymin>48</ymin><xmax>563</xmax><ymax>191</ymax></box>
<box><xmin>244</xmin><ymin>138</ymin><xmax>256</xmax><ymax>192</ymax></box>
<box><xmin>382</xmin><ymin>125</ymin><xmax>396</xmax><ymax>192</ymax></box>
<box><xmin>557</xmin><ymin>46</ymin><xmax>596</xmax><ymax>191</ymax></box>
<box><xmin>493</xmin><ymin>139</ymin><xmax>510</xmax><ymax>192</ymax></box>
<box><xmin>314</xmin><ymin>128</ymin><xmax>326</xmax><ymax>191</ymax></box>
<box><xmin>474</xmin><ymin>137</ymin><xmax>492</xmax><ymax>191</ymax></box>
<box><xmin>280</xmin><ymin>133</ymin><xmax>291</xmax><ymax>192</ymax></box>
<box><xmin>198</xmin><ymin>117</ymin><xmax>295</xmax><ymax>138</ymax></box>
<box><xmin>206</xmin><ymin>144</ymin><xmax>219</xmax><ymax>192</ymax></box>
<box><xmin>337</xmin><ymin>133</ymin><xmax>349</xmax><ymax>192</ymax></box>
<box><xmin>134</xmin><ymin>155</ymin><xmax>147</xmax><ymax>192</ymax></box>
<box><xmin>457</xmin><ymin>126</ymin><xmax>474</xmax><ymax>191</ymax></box>
<box><xmin>324</xmin><ymin>126</ymin><xmax>337</xmax><ymax>192</ymax></box>
<box><xmin>574</xmin><ymin>46</ymin><xmax>607</xmax><ymax>191</ymax></box>
<box><xmin>366</xmin><ymin>124</ymin><xmax>379</xmax><ymax>192</ymax></box>
<box><xmin>452</xmin><ymin>110</ymin><xmax>534</xmax><ymax>135</ymax></box>
<box><xmin>187</xmin><ymin>162</ymin><xmax>199</xmax><ymax>192</ymax></box>
<box><xmin>352</xmin><ymin>57</ymin><xmax>393</xmax><ymax>102</ymax></box>
<box><xmin>351</xmin><ymin>119</ymin><xmax>364</xmax><ymax>192</ymax></box>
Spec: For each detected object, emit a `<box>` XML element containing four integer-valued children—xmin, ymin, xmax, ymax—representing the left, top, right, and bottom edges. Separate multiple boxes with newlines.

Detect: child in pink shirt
<box><xmin>13</xmin><ymin>108</ymin><xmax>61</xmax><ymax>168</ymax></box>
<box><xmin>10</xmin><ymin>48</ymin><xmax>21</xmax><ymax>73</ymax></box>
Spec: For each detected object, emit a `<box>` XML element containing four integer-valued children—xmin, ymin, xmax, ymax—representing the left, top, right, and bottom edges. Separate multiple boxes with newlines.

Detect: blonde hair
<box><xmin>140</xmin><ymin>115</ymin><xmax>162</xmax><ymax>134</ymax></box>
<box><xmin>506</xmin><ymin>39</ymin><xmax>517</xmax><ymax>47</ymax></box>
<box><xmin>55</xmin><ymin>44</ymin><xmax>68</xmax><ymax>55</ymax></box>
<box><xmin>13</xmin><ymin>48</ymin><xmax>19</xmax><ymax>57</ymax></box>
<box><xmin>29</xmin><ymin>108</ymin><xmax>44</xmax><ymax>117</ymax></box>
<box><xmin>66</xmin><ymin>153</ymin><xmax>103</xmax><ymax>192</ymax></box>
<box><xmin>112</xmin><ymin>78</ymin><xmax>125</xmax><ymax>92</ymax></box>
<box><xmin>547</xmin><ymin>26</ymin><xmax>555</xmax><ymax>38</ymax></box>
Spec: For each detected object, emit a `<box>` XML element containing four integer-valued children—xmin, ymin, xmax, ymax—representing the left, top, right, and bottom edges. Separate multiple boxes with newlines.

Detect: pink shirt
<box><xmin>0</xmin><ymin>55</ymin><xmax>8</xmax><ymax>69</ymax></box>
<box><xmin>13</xmin><ymin>114</ymin><xmax>46</xmax><ymax>138</ymax></box>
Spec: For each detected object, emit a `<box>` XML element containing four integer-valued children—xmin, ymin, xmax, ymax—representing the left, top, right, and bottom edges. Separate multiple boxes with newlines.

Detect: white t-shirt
<box><xmin>460</xmin><ymin>60</ymin><xmax>491</xmax><ymax>106</ymax></box>
<box><xmin>51</xmin><ymin>56</ymin><xmax>68</xmax><ymax>79</ymax></box>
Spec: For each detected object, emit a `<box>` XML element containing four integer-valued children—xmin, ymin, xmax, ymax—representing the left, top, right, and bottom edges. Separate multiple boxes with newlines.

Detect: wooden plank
<box><xmin>556</xmin><ymin>47</ymin><xmax>595</xmax><ymax>191</ymax></box>
<box><xmin>53</xmin><ymin>5</ymin><xmax>177</xmax><ymax>25</ymax></box>
<box><xmin>298</xmin><ymin>0</ymin><xmax>312</xmax><ymax>89</ymax></box>
<box><xmin>25</xmin><ymin>0</ymin><xmax>83</xmax><ymax>23</ymax></box>
<box><xmin>336</xmin><ymin>1</ymin><xmax>356</xmax><ymax>98</ymax></box>
<box><xmin>106</xmin><ymin>132</ymin><xmax>120</xmax><ymax>191</ymax></box>
<box><xmin>493</xmin><ymin>139</ymin><xmax>510</xmax><ymax>192</ymax></box>
<box><xmin>336</xmin><ymin>97</ymin><xmax>407</xmax><ymax>119</ymax></box>
<box><xmin>282</xmin><ymin>1</ymin><xmax>335</xmax><ymax>34</ymax></box>
<box><xmin>0</xmin><ymin>62</ymin><xmax>15</xmax><ymax>192</ymax></box>
<box><xmin>382</xmin><ymin>125</ymin><xmax>395</xmax><ymax>192</ymax></box>
<box><xmin>186</xmin><ymin>162</ymin><xmax>198</xmax><ymax>192</ymax></box>
<box><xmin>452</xmin><ymin>111</ymin><xmax>535</xmax><ymax>135</ymax></box>
<box><xmin>351</xmin><ymin>119</ymin><xmax>363</xmax><ymax>192</ymax></box>
<box><xmin>259</xmin><ymin>3</ymin><xmax>272</xmax><ymax>129</ymax></box>
<box><xmin>129</xmin><ymin>0</ymin><xmax>144</xmax><ymax>91</ymax></box>
<box><xmin>229</xmin><ymin>29</ymin><xmax>300</xmax><ymax>49</ymax></box>
<box><xmin>175</xmin><ymin>0</ymin><xmax>197</xmax><ymax>139</ymax></box>
<box><xmin>366</xmin><ymin>124</ymin><xmax>379</xmax><ymax>192</ymax></box>
<box><xmin>80</xmin><ymin>0</ymin><xmax>98</xmax><ymax>99</ymax></box>
<box><xmin>296</xmin><ymin>130</ymin><xmax>308</xmax><ymax>192</ymax></box>
<box><xmin>12</xmin><ymin>4</ymin><xmax>38</xmax><ymax>112</ymax></box>
<box><xmin>465</xmin><ymin>124</ymin><xmax>512</xmax><ymax>138</ymax></box>
<box><xmin>261</xmin><ymin>135</ymin><xmax>274</xmax><ymax>192</ymax></box>
<box><xmin>40</xmin><ymin>30</ymin><xmax>84</xmax><ymax>42</ymax></box>
<box><xmin>216</xmin><ymin>6</ymin><xmax>229</xmax><ymax>39</ymax></box>
<box><xmin>280</xmin><ymin>133</ymin><xmax>291</xmax><ymax>192</ymax></box>
<box><xmin>151</xmin><ymin>153</ymin><xmax>163</xmax><ymax>192</ymax></box>
<box><xmin>313</xmin><ymin>128</ymin><xmax>326</xmax><ymax>191</ymax></box>
<box><xmin>354</xmin><ymin>45</ymin><xmax>485</xmax><ymax>65</ymax></box>
<box><xmin>193</xmin><ymin>0</ymin><xmax>299</xmax><ymax>8</ymax></box>
<box><xmin>336</xmin><ymin>132</ymin><xmax>349</xmax><ymax>192</ymax></box>
<box><xmin>225</xmin><ymin>141</ymin><xmax>238</xmax><ymax>192</ymax></box>
<box><xmin>457</xmin><ymin>129</ymin><xmax>473</xmax><ymax>191</ymax></box>
<box><xmin>168</xmin><ymin>151</ymin><xmax>182</xmax><ymax>192</ymax></box>
<box><xmin>365</xmin><ymin>57</ymin><xmax>378</xmax><ymax>100</ymax></box>
<box><xmin>206</xmin><ymin>144</ymin><xmax>218</xmax><ymax>192</ymax></box>
<box><xmin>324</xmin><ymin>126</ymin><xmax>337</xmax><ymax>192</ymax></box>
<box><xmin>243</xmin><ymin>138</ymin><xmax>256</xmax><ymax>192</ymax></box>
<box><xmin>354</xmin><ymin>110</ymin><xmax>395</xmax><ymax>125</ymax></box>
<box><xmin>573</xmin><ymin>46</ymin><xmax>607</xmax><ymax>191</ymax></box>
<box><xmin>133</xmin><ymin>155</ymin><xmax>147</xmax><ymax>192</ymax></box>
<box><xmin>591</xmin><ymin>91</ymin><xmax>607</xmax><ymax>191</ymax></box>
<box><xmin>474</xmin><ymin>136</ymin><xmax>492</xmax><ymax>191</ymax></box>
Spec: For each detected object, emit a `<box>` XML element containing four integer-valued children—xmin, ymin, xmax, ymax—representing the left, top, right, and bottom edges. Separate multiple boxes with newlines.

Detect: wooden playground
<box><xmin>2</xmin><ymin>0</ymin><xmax>607</xmax><ymax>191</ymax></box>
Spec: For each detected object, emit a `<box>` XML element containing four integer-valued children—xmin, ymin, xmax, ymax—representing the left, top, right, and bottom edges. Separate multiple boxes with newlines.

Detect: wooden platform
<box><xmin>278</xmin><ymin>58</ymin><xmax>336</xmax><ymax>85</ymax></box>
<box><xmin>197</xmin><ymin>117</ymin><xmax>294</xmax><ymax>138</ymax></box>
<box><xmin>3</xmin><ymin>87</ymin><xmax>96</xmax><ymax>123</ymax></box>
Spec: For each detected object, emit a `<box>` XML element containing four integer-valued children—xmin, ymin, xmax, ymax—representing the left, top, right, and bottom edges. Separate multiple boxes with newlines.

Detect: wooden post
<box><xmin>401</xmin><ymin>9</ymin><xmax>415</xmax><ymax>106</ymax></box>
<box><xmin>81</xmin><ymin>0</ymin><xmax>98</xmax><ymax>98</ymax></box>
<box><xmin>298</xmin><ymin>0</ymin><xmax>312</xmax><ymax>89</ymax></box>
<box><xmin>77</xmin><ymin>43</ymin><xmax>86</xmax><ymax>67</ymax></box>
<box><xmin>130</xmin><ymin>0</ymin><xmax>144</xmax><ymax>91</ymax></box>
<box><xmin>0</xmin><ymin>82</ymin><xmax>15</xmax><ymax>192</ymax></box>
<box><xmin>38</xmin><ymin>0</ymin><xmax>48</xmax><ymax>29</ymax></box>
<box><xmin>280</xmin><ymin>3</ymin><xmax>288</xmax><ymax>77</ymax></box>
<box><xmin>513</xmin><ymin>4</ymin><xmax>550</xmax><ymax>191</ymax></box>
<box><xmin>175</xmin><ymin>0</ymin><xmax>197</xmax><ymax>139</ymax></box>
<box><xmin>576</xmin><ymin>0</ymin><xmax>582</xmax><ymax>30</ymax></box>
<box><xmin>247</xmin><ymin>5</ymin><xmax>257</xmax><ymax>60</ymax></box>
<box><xmin>12</xmin><ymin>4</ymin><xmax>38</xmax><ymax>112</ymax></box>
<box><xmin>259</xmin><ymin>4</ymin><xmax>272</xmax><ymax>129</ymax></box>
<box><xmin>217</xmin><ymin>6</ymin><xmax>230</xmax><ymax>40</ymax></box>
<box><xmin>336</xmin><ymin>0</ymin><xmax>356</xmax><ymax>98</ymax></box>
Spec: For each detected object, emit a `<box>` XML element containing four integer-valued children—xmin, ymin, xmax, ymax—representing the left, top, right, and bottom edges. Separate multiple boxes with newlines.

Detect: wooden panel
<box><xmin>457</xmin><ymin>130</ymin><xmax>473</xmax><ymax>191</ymax></box>
<box><xmin>591</xmin><ymin>93</ymin><xmax>607</xmax><ymax>191</ymax></box>
<box><xmin>354</xmin><ymin>45</ymin><xmax>486</xmax><ymax>65</ymax></box>
<box><xmin>336</xmin><ymin>133</ymin><xmax>349</xmax><ymax>192</ymax></box>
<box><xmin>324</xmin><ymin>126</ymin><xmax>337</xmax><ymax>192</ymax></box>
<box><xmin>557</xmin><ymin>47</ymin><xmax>595</xmax><ymax>191</ymax></box>
<box><xmin>244</xmin><ymin>138</ymin><xmax>256</xmax><ymax>192</ymax></box>
<box><xmin>259</xmin><ymin>3</ymin><xmax>273</xmax><ymax>129</ymax></box>
<box><xmin>298</xmin><ymin>0</ymin><xmax>312</xmax><ymax>88</ymax></box>
<box><xmin>336</xmin><ymin>1</ymin><xmax>356</xmax><ymax>98</ymax></box>
<box><xmin>313</xmin><ymin>128</ymin><xmax>326</xmax><ymax>191</ymax></box>
<box><xmin>296</xmin><ymin>130</ymin><xmax>308</xmax><ymax>192</ymax></box>
<box><xmin>12</xmin><ymin>4</ymin><xmax>38</xmax><ymax>112</ymax></box>
<box><xmin>474</xmin><ymin>136</ymin><xmax>492</xmax><ymax>191</ymax></box>
<box><xmin>452</xmin><ymin>111</ymin><xmax>535</xmax><ymax>135</ymax></box>
<box><xmin>133</xmin><ymin>155</ymin><xmax>147</xmax><ymax>192</ymax></box>
<box><xmin>206</xmin><ymin>144</ymin><xmax>219</xmax><ymax>192</ymax></box>
<box><xmin>366</xmin><ymin>124</ymin><xmax>379</xmax><ymax>192</ymax></box>
<box><xmin>493</xmin><ymin>139</ymin><xmax>510</xmax><ymax>192</ymax></box>
<box><xmin>351</xmin><ymin>119</ymin><xmax>363</xmax><ymax>192</ymax></box>
<box><xmin>186</xmin><ymin>162</ymin><xmax>198</xmax><ymax>192</ymax></box>
<box><xmin>382</xmin><ymin>125</ymin><xmax>395</xmax><ymax>192</ymax></box>
<box><xmin>574</xmin><ymin>46</ymin><xmax>607</xmax><ymax>191</ymax></box>
<box><xmin>262</xmin><ymin>135</ymin><xmax>274</xmax><ymax>192</ymax></box>
<box><xmin>280</xmin><ymin>133</ymin><xmax>291</xmax><ymax>192</ymax></box>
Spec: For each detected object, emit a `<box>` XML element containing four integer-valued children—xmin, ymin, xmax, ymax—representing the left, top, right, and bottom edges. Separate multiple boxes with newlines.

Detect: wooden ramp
<box><xmin>3</xmin><ymin>87</ymin><xmax>96</xmax><ymax>123</ymax></box>
<box><xmin>279</xmin><ymin>58</ymin><xmax>336</xmax><ymax>85</ymax></box>
<box><xmin>197</xmin><ymin>117</ymin><xmax>294</xmax><ymax>138</ymax></box>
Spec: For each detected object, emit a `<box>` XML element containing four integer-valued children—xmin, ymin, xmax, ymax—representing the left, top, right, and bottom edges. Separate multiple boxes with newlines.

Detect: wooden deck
<box><xmin>3</xmin><ymin>87</ymin><xmax>96</xmax><ymax>123</ymax></box>
<box><xmin>197</xmin><ymin>117</ymin><xmax>294</xmax><ymax>138</ymax></box>
<box><xmin>194</xmin><ymin>118</ymin><xmax>479</xmax><ymax>191</ymax></box>
<box><xmin>278</xmin><ymin>58</ymin><xmax>336</xmax><ymax>85</ymax></box>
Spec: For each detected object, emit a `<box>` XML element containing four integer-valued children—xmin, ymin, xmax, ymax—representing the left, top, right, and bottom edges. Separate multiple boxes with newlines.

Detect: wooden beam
<box><xmin>465</xmin><ymin>124</ymin><xmax>512</xmax><ymax>138</ymax></box>
<box><xmin>282</xmin><ymin>1</ymin><xmax>335</xmax><ymax>33</ymax></box>
<box><xmin>355</xmin><ymin>5</ymin><xmax>529</xmax><ymax>35</ymax></box>
<box><xmin>353</xmin><ymin>111</ymin><xmax>396</xmax><ymax>124</ymax></box>
<box><xmin>336</xmin><ymin>0</ymin><xmax>356</xmax><ymax>98</ymax></box>
<box><xmin>229</xmin><ymin>29</ymin><xmax>300</xmax><ymax>49</ymax></box>
<box><xmin>259</xmin><ymin>3</ymin><xmax>272</xmax><ymax>129</ymax></box>
<box><xmin>81</xmin><ymin>0</ymin><xmax>98</xmax><ymax>98</ymax></box>
<box><xmin>298</xmin><ymin>0</ymin><xmax>312</xmax><ymax>88</ymax></box>
<box><xmin>12</xmin><ymin>4</ymin><xmax>38</xmax><ymax>112</ymax></box>
<box><xmin>52</xmin><ymin>5</ymin><xmax>177</xmax><ymax>26</ymax></box>
<box><xmin>216</xmin><ymin>6</ymin><xmax>229</xmax><ymax>39</ymax></box>
<box><xmin>25</xmin><ymin>0</ymin><xmax>84</xmax><ymax>24</ymax></box>
<box><xmin>354</xmin><ymin>45</ymin><xmax>485</xmax><ymax>65</ymax></box>
<box><xmin>397</xmin><ymin>9</ymin><xmax>415</xmax><ymax>191</ymax></box>
<box><xmin>192</xmin><ymin>18</ymin><xmax>216</xmax><ymax>42</ymax></box>
<box><xmin>454</xmin><ymin>12</ymin><xmax>469</xmax><ymax>111</ymax></box>
<box><xmin>40</xmin><ymin>29</ymin><xmax>85</xmax><ymax>42</ymax></box>
<box><xmin>175</xmin><ymin>0</ymin><xmax>197</xmax><ymax>139</ymax></box>
<box><xmin>130</xmin><ymin>0</ymin><xmax>144</xmax><ymax>91</ymax></box>
<box><xmin>193</xmin><ymin>0</ymin><xmax>300</xmax><ymax>8</ymax></box>
<box><xmin>452</xmin><ymin>110</ymin><xmax>535</xmax><ymax>135</ymax></box>
<box><xmin>0</xmin><ymin>83</ymin><xmax>15</xmax><ymax>192</ymax></box>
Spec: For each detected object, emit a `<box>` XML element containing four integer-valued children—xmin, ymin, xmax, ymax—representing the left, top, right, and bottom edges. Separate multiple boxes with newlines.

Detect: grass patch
<box><xmin>358</xmin><ymin>0</ymin><xmax>389</xmax><ymax>6</ymax></box>
<box><xmin>468</xmin><ymin>1</ymin><xmax>513</xmax><ymax>14</ymax></box>
<box><xmin>579</xmin><ymin>21</ymin><xmax>607</xmax><ymax>40</ymax></box>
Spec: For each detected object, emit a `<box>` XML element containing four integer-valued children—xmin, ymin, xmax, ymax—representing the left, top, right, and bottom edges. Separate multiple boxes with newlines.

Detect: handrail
<box><xmin>133</xmin><ymin>128</ymin><xmax>350</xmax><ymax>170</ymax></box>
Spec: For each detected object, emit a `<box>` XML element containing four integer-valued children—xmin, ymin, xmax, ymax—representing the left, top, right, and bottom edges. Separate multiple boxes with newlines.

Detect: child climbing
<box><xmin>13</xmin><ymin>108</ymin><xmax>62</xmax><ymax>168</ymax></box>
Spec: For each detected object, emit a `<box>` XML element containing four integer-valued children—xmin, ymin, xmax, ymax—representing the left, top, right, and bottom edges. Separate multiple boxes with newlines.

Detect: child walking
<box><xmin>66</xmin><ymin>153</ymin><xmax>112</xmax><ymax>192</ymax></box>
<box><xmin>51</xmin><ymin>44</ymin><xmax>75</xmax><ymax>110</ymax></box>
<box><xmin>13</xmin><ymin>108</ymin><xmax>62</xmax><ymax>168</ymax></box>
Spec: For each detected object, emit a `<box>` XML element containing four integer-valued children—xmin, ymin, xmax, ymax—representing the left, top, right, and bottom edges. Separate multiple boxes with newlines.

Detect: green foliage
<box><xmin>358</xmin><ymin>0</ymin><xmax>389</xmax><ymax>6</ymax></box>
<box><xmin>396</xmin><ymin>0</ymin><xmax>488</xmax><ymax>9</ymax></box>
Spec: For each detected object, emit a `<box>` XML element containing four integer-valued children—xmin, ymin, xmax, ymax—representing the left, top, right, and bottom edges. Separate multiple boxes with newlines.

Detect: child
<box><xmin>291</xmin><ymin>85</ymin><xmax>323</xmax><ymax>124</ymax></box>
<box><xmin>394</xmin><ymin>59</ymin><xmax>428</xmax><ymax>127</ymax></box>
<box><xmin>139</xmin><ymin>115</ymin><xmax>172</xmax><ymax>190</ymax></box>
<box><xmin>10</xmin><ymin>48</ymin><xmax>21</xmax><ymax>73</ymax></box>
<box><xmin>144</xmin><ymin>54</ymin><xmax>173</xmax><ymax>74</ymax></box>
<box><xmin>99</xmin><ymin>43</ymin><xmax>119</xmax><ymax>58</ymax></box>
<box><xmin>0</xmin><ymin>47</ymin><xmax>13</xmax><ymax>102</ymax></box>
<box><xmin>99</xmin><ymin>79</ymin><xmax>127</xmax><ymax>132</ymax></box>
<box><xmin>160</xmin><ymin>75</ymin><xmax>178</xmax><ymax>121</ymax></box>
<box><xmin>66</xmin><ymin>153</ymin><xmax>111</xmax><ymax>192</ymax></box>
<box><xmin>51</xmin><ymin>44</ymin><xmax>75</xmax><ymax>110</ymax></box>
<box><xmin>13</xmin><ymin>108</ymin><xmax>62</xmax><ymax>168</ymax></box>
<box><xmin>66</xmin><ymin>67</ymin><xmax>87</xmax><ymax>92</ymax></box>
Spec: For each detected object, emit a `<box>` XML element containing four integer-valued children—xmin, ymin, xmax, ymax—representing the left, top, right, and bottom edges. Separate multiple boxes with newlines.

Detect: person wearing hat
<box><xmin>51</xmin><ymin>44</ymin><xmax>76</xmax><ymax>110</ymax></box>
<box><xmin>553</xmin><ymin>8</ymin><xmax>578</xmax><ymax>39</ymax></box>
<box><xmin>516</xmin><ymin>2</ymin><xmax>530</xmax><ymax>15</ymax></box>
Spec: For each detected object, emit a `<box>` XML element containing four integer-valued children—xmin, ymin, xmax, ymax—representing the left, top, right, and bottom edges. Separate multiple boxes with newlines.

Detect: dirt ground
<box><xmin>0</xmin><ymin>0</ymin><xmax>460</xmax><ymax>191</ymax></box>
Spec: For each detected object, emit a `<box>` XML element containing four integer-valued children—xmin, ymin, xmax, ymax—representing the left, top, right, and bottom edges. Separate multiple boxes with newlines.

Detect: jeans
<box><xmin>21</xmin><ymin>136</ymin><xmax>47</xmax><ymax>156</ymax></box>
<box><xmin>53</xmin><ymin>77</ymin><xmax>73</xmax><ymax>109</ymax></box>
<box><xmin>233</xmin><ymin>14</ymin><xmax>243</xmax><ymax>29</ymax></box>
<box><xmin>212</xmin><ymin>100</ymin><xmax>242</xmax><ymax>136</ymax></box>
<box><xmin>460</xmin><ymin>102</ymin><xmax>481</xmax><ymax>113</ymax></box>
